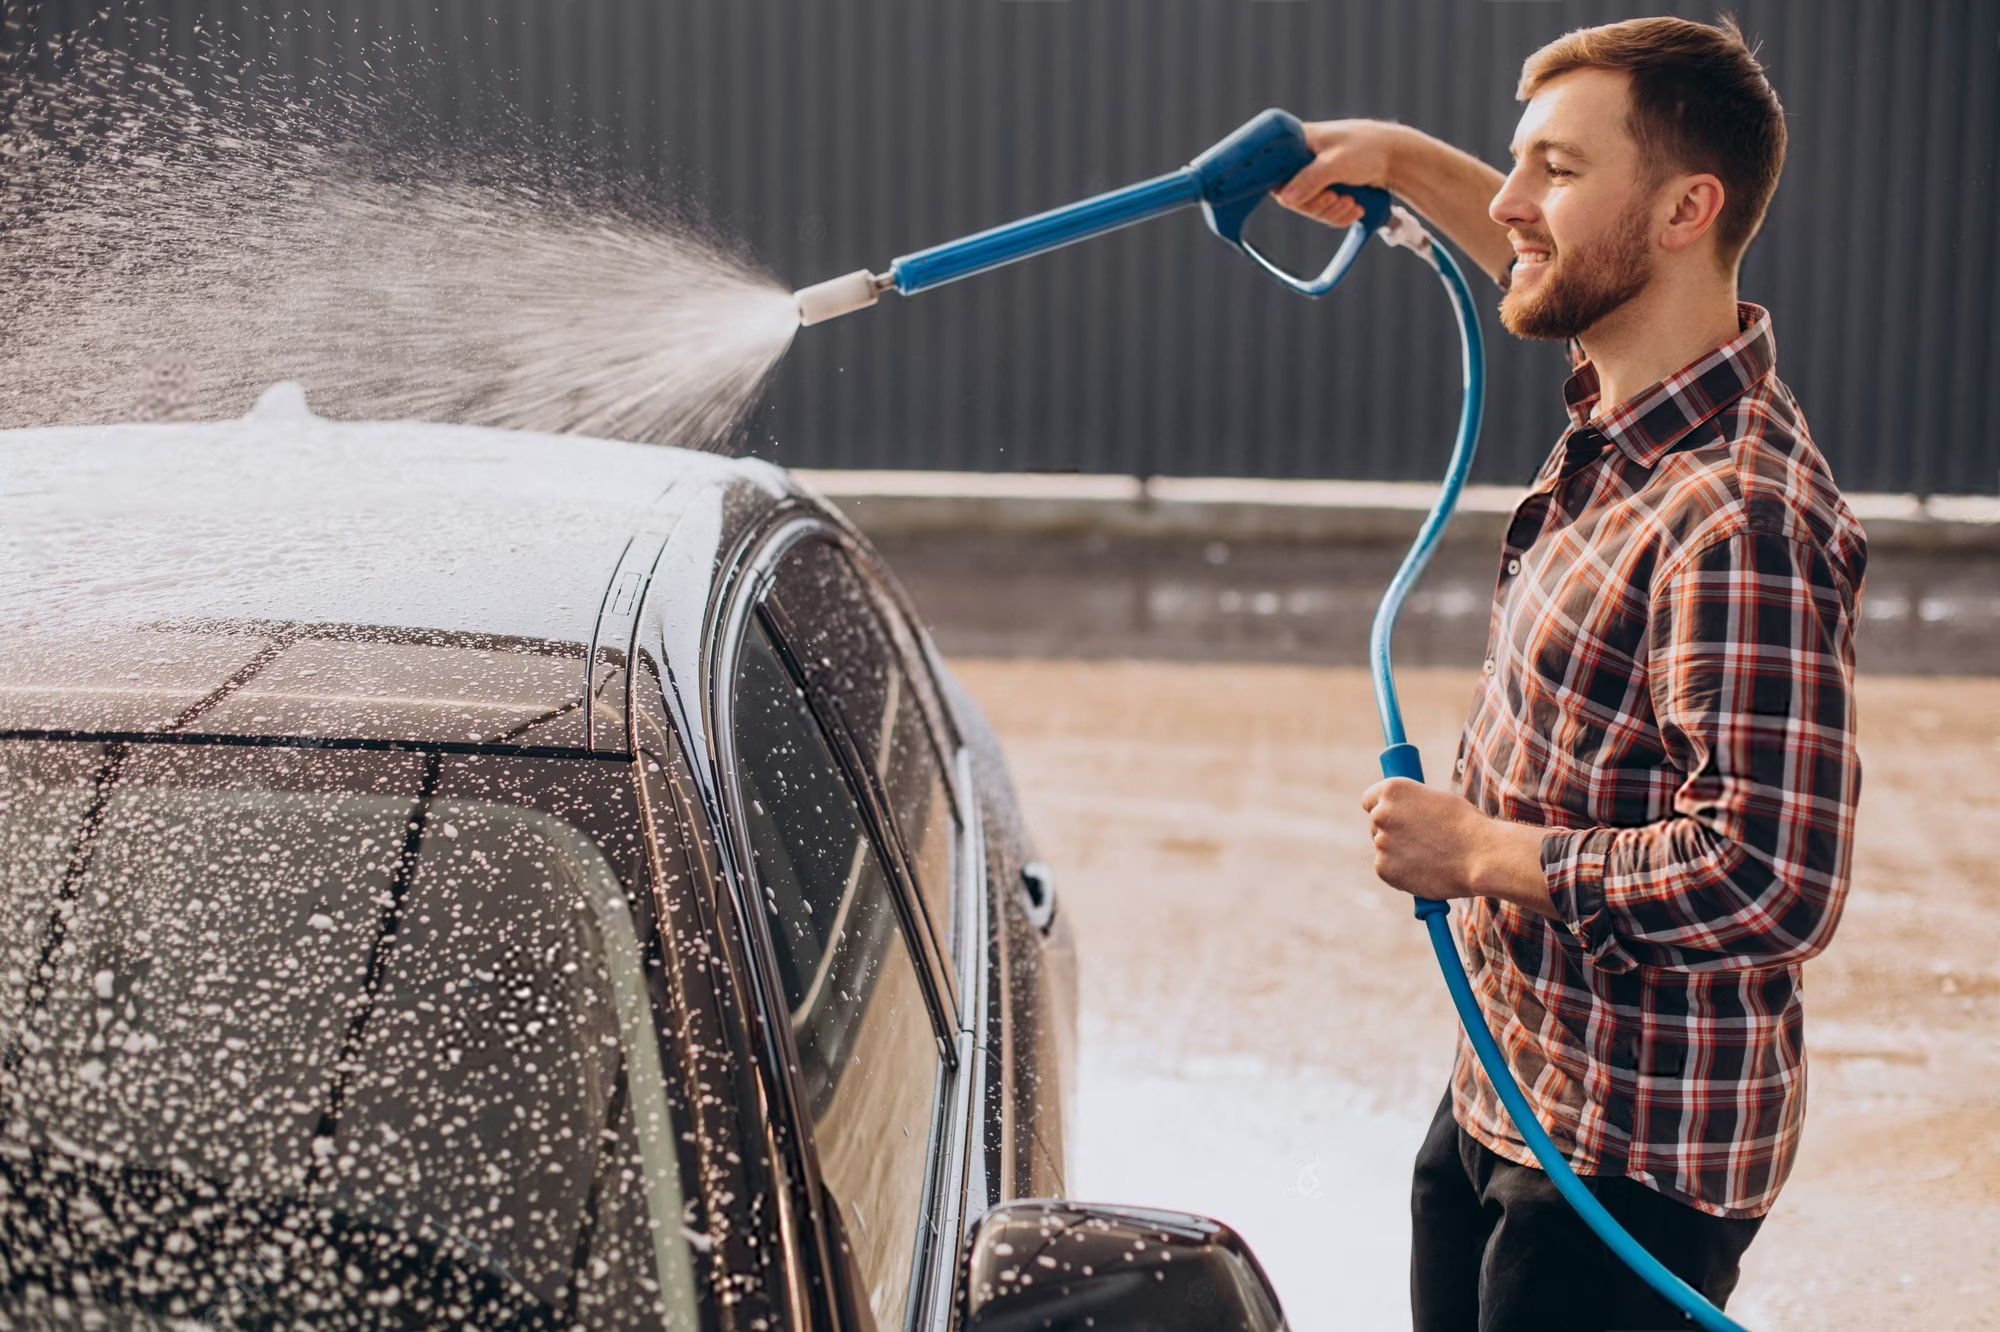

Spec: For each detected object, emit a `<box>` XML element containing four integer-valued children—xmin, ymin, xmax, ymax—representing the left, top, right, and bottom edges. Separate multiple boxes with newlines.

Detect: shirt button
<box><xmin>1455</xmin><ymin>756</ymin><xmax>1468</xmax><ymax>776</ymax></box>
<box><xmin>1482</xmin><ymin>657</ymin><xmax>1496</xmax><ymax>675</ymax></box>
<box><xmin>1505</xmin><ymin>558</ymin><xmax>1522</xmax><ymax>577</ymax></box>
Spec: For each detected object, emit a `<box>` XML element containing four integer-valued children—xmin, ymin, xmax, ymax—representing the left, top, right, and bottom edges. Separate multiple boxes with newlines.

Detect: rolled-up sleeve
<box><xmin>1542</xmin><ymin>525</ymin><xmax>1861</xmax><ymax>973</ymax></box>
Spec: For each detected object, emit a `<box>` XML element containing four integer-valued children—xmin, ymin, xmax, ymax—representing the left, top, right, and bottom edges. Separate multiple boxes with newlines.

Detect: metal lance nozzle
<box><xmin>794</xmin><ymin>269</ymin><xmax>895</xmax><ymax>326</ymax></box>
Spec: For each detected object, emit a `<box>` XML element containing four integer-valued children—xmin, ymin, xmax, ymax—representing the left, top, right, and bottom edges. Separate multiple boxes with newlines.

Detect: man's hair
<box><xmin>1518</xmin><ymin>15</ymin><xmax>1786</xmax><ymax>269</ymax></box>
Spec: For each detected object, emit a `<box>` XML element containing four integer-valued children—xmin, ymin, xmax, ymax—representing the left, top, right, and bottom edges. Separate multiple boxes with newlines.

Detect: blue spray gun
<box><xmin>792</xmin><ymin>109</ymin><xmax>1391</xmax><ymax>324</ymax></box>
<box><xmin>794</xmin><ymin>108</ymin><xmax>1754</xmax><ymax>1332</ymax></box>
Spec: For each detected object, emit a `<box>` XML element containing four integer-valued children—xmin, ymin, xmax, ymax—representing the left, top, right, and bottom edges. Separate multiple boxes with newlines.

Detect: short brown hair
<box><xmin>1519</xmin><ymin>16</ymin><xmax>1786</xmax><ymax>268</ymax></box>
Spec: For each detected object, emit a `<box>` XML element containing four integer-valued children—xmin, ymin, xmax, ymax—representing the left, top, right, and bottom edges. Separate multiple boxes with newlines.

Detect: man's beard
<box><xmin>1499</xmin><ymin>203</ymin><xmax>1653</xmax><ymax>341</ymax></box>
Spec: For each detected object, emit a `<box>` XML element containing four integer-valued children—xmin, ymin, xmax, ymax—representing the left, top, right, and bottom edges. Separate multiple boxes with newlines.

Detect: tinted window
<box><xmin>730</xmin><ymin>617</ymin><xmax>941</xmax><ymax>1332</ymax></box>
<box><xmin>0</xmin><ymin>741</ymin><xmax>699</xmax><ymax>1331</ymax></box>
<box><xmin>768</xmin><ymin>538</ymin><xmax>958</xmax><ymax>959</ymax></box>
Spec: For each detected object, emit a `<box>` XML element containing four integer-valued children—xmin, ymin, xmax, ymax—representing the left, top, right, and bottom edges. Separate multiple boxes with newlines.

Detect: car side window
<box><xmin>766</xmin><ymin>538</ymin><xmax>959</xmax><ymax>961</ymax></box>
<box><xmin>730</xmin><ymin>616</ymin><xmax>942</xmax><ymax>1332</ymax></box>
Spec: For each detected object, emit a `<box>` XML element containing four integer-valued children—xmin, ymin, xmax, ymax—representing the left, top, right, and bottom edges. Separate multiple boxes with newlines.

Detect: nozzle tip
<box><xmin>795</xmin><ymin>269</ymin><xmax>888</xmax><ymax>326</ymax></box>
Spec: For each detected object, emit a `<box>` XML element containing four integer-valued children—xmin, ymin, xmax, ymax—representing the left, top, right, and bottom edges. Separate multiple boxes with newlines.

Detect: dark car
<box><xmin>0</xmin><ymin>386</ymin><xmax>1289</xmax><ymax>1332</ymax></box>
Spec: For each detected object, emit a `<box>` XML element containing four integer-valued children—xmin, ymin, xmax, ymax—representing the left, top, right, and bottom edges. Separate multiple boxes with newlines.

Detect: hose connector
<box><xmin>794</xmin><ymin>269</ymin><xmax>896</xmax><ymax>326</ymax></box>
<box><xmin>1377</xmin><ymin>204</ymin><xmax>1438</xmax><ymax>269</ymax></box>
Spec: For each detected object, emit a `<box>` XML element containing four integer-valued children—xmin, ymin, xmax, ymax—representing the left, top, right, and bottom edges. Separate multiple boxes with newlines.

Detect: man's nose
<box><xmin>1489</xmin><ymin>166</ymin><xmax>1537</xmax><ymax>232</ymax></box>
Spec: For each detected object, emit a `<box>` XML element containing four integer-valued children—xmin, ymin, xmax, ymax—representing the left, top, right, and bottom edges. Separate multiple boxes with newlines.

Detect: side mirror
<box><xmin>959</xmin><ymin>1200</ymin><xmax>1287</xmax><ymax>1332</ymax></box>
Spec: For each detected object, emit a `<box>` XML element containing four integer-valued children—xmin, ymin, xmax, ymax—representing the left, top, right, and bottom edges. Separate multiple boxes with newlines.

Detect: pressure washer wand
<box><xmin>793</xmin><ymin>109</ymin><xmax>1393</xmax><ymax>326</ymax></box>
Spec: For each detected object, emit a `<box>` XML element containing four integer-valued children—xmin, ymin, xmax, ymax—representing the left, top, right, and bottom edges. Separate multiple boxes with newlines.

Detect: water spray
<box><xmin>2</xmin><ymin>42</ymin><xmax>798</xmax><ymax>447</ymax></box>
<box><xmin>792</xmin><ymin>107</ymin><xmax>1756</xmax><ymax>1332</ymax></box>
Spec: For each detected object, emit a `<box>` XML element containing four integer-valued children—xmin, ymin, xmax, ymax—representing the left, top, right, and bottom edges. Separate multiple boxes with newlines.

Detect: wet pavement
<box><xmin>951</xmin><ymin>661</ymin><xmax>2000</xmax><ymax>1332</ymax></box>
<box><xmin>876</xmin><ymin>533</ymin><xmax>1998</xmax><ymax>1330</ymax></box>
<box><xmin>874</xmin><ymin>531</ymin><xmax>2000</xmax><ymax>675</ymax></box>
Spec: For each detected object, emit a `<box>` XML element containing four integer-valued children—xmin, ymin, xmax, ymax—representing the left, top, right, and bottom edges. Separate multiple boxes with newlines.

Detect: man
<box><xmin>1278</xmin><ymin>17</ymin><xmax>1864</xmax><ymax>1332</ymax></box>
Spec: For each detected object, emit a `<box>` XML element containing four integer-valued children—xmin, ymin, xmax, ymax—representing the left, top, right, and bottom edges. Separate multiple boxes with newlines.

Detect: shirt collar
<box><xmin>1561</xmin><ymin>303</ymin><xmax>1776</xmax><ymax>468</ymax></box>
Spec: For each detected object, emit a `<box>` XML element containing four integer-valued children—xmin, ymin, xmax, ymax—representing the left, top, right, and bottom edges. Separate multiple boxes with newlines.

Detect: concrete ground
<box><xmin>947</xmin><ymin>655</ymin><xmax>2000</xmax><ymax>1330</ymax></box>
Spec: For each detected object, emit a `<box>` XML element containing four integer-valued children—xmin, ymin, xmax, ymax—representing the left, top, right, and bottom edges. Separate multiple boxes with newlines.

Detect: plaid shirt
<box><xmin>1449</xmin><ymin>303</ymin><xmax>1866</xmax><ymax>1219</ymax></box>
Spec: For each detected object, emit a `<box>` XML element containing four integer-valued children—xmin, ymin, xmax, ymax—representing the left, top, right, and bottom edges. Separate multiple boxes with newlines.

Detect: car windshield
<box><xmin>0</xmin><ymin>740</ymin><xmax>700</xmax><ymax>1331</ymax></box>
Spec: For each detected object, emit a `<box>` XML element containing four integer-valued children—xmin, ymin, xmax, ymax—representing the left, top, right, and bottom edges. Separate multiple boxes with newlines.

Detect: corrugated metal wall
<box><xmin>14</xmin><ymin>0</ymin><xmax>2000</xmax><ymax>493</ymax></box>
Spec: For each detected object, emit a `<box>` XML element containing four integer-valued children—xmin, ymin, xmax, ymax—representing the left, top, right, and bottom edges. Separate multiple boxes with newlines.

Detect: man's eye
<box><xmin>1546</xmin><ymin>165</ymin><xmax>1573</xmax><ymax>179</ymax></box>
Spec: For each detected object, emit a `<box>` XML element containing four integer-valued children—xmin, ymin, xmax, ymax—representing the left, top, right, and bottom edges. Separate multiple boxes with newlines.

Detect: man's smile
<box><xmin>1511</xmin><ymin>237</ymin><xmax>1554</xmax><ymax>267</ymax></box>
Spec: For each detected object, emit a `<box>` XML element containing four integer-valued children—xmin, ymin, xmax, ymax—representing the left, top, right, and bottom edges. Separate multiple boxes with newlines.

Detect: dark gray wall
<box><xmin>15</xmin><ymin>1</ymin><xmax>2000</xmax><ymax>493</ymax></box>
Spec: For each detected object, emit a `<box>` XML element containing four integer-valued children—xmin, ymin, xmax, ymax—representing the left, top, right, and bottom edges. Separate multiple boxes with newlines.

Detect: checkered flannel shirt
<box><xmin>1449</xmin><ymin>303</ymin><xmax>1866</xmax><ymax>1219</ymax></box>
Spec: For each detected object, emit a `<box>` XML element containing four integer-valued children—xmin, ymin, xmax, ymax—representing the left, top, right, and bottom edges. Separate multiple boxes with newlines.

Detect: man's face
<box><xmin>1489</xmin><ymin>69</ymin><xmax>1660</xmax><ymax>341</ymax></box>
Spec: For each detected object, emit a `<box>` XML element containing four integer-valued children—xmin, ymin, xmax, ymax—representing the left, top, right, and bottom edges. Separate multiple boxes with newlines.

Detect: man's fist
<box><xmin>1360</xmin><ymin>777</ymin><xmax>1558</xmax><ymax>918</ymax></box>
<box><xmin>1275</xmin><ymin>119</ymin><xmax>1409</xmax><ymax>228</ymax></box>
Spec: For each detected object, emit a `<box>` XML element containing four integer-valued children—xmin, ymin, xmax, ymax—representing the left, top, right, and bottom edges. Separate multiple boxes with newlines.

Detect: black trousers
<box><xmin>1411</xmin><ymin>1090</ymin><xmax>1765</xmax><ymax>1332</ymax></box>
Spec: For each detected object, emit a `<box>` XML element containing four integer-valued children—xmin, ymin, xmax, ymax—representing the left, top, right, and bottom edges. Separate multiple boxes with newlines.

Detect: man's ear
<box><xmin>1659</xmin><ymin>174</ymin><xmax>1726</xmax><ymax>254</ymax></box>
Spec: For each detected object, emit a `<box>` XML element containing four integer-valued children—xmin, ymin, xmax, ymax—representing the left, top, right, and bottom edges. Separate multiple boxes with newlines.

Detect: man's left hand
<box><xmin>1360</xmin><ymin>777</ymin><xmax>1557</xmax><ymax>917</ymax></box>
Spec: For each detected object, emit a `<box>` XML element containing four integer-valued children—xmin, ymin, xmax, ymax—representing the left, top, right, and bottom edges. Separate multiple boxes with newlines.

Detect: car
<box><xmin>0</xmin><ymin>383</ymin><xmax>1290</xmax><ymax>1332</ymax></box>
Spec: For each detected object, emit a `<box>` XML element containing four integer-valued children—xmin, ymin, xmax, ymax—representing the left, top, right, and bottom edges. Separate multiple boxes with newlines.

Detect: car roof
<box><xmin>0</xmin><ymin>384</ymin><xmax>796</xmax><ymax>751</ymax></box>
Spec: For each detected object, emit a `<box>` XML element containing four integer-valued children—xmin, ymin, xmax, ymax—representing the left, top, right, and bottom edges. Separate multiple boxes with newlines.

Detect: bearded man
<box><xmin>1278</xmin><ymin>17</ymin><xmax>1865</xmax><ymax>1332</ymax></box>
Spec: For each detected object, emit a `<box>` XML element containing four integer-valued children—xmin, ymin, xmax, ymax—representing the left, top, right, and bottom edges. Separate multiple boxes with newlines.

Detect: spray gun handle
<box><xmin>1230</xmin><ymin>182</ymin><xmax>1391</xmax><ymax>297</ymax></box>
<box><xmin>1192</xmin><ymin>109</ymin><xmax>1393</xmax><ymax>298</ymax></box>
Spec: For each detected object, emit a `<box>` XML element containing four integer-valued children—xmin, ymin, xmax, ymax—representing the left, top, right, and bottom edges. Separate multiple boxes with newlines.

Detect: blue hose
<box><xmin>1370</xmin><ymin>224</ymin><xmax>1753</xmax><ymax>1332</ymax></box>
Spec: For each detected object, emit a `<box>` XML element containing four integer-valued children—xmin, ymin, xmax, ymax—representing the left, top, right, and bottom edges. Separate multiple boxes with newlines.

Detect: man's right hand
<box><xmin>1275</xmin><ymin>119</ymin><xmax>1409</xmax><ymax>228</ymax></box>
<box><xmin>1274</xmin><ymin>118</ymin><xmax>1515</xmax><ymax>285</ymax></box>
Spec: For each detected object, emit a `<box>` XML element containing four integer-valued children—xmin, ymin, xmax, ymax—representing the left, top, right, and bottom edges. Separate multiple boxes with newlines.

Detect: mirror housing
<box><xmin>958</xmin><ymin>1199</ymin><xmax>1287</xmax><ymax>1332</ymax></box>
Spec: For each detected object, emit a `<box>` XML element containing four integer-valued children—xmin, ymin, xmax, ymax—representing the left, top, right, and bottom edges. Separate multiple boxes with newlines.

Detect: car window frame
<box><xmin>707</xmin><ymin>512</ymin><xmax>987</xmax><ymax>1332</ymax></box>
<box><xmin>756</xmin><ymin>539</ymin><xmax>962</xmax><ymax>1024</ymax></box>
